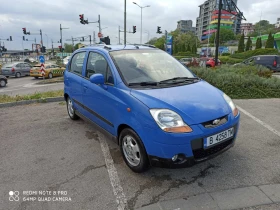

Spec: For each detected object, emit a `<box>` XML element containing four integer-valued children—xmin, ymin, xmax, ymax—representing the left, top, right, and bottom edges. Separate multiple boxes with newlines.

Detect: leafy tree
<box><xmin>260</xmin><ymin>37</ymin><xmax>262</xmax><ymax>48</ymax></box>
<box><xmin>64</xmin><ymin>43</ymin><xmax>74</xmax><ymax>53</ymax></box>
<box><xmin>147</xmin><ymin>37</ymin><xmax>158</xmax><ymax>45</ymax></box>
<box><xmin>245</xmin><ymin>36</ymin><xmax>252</xmax><ymax>51</ymax></box>
<box><xmin>209</xmin><ymin>28</ymin><xmax>235</xmax><ymax>44</ymax></box>
<box><xmin>187</xmin><ymin>43</ymin><xmax>191</xmax><ymax>52</ymax></box>
<box><xmin>265</xmin><ymin>32</ymin><xmax>274</xmax><ymax>48</ymax></box>
<box><xmin>255</xmin><ymin>38</ymin><xmax>261</xmax><ymax>49</ymax></box>
<box><xmin>237</xmin><ymin>33</ymin><xmax>245</xmax><ymax>53</ymax></box>
<box><xmin>192</xmin><ymin>44</ymin><xmax>197</xmax><ymax>54</ymax></box>
<box><xmin>154</xmin><ymin>36</ymin><xmax>165</xmax><ymax>50</ymax></box>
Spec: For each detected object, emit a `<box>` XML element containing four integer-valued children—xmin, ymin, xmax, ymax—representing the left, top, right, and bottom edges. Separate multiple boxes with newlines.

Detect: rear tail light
<box><xmin>273</xmin><ymin>60</ymin><xmax>277</xmax><ymax>67</ymax></box>
<box><xmin>11</xmin><ymin>68</ymin><xmax>15</xmax><ymax>72</ymax></box>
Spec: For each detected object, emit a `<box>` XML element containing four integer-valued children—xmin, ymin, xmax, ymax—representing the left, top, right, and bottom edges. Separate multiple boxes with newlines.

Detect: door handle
<box><xmin>83</xmin><ymin>85</ymin><xmax>88</xmax><ymax>89</ymax></box>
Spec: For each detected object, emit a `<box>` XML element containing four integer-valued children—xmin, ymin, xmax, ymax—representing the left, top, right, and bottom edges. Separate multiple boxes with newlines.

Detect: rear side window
<box><xmin>69</xmin><ymin>52</ymin><xmax>86</xmax><ymax>75</ymax></box>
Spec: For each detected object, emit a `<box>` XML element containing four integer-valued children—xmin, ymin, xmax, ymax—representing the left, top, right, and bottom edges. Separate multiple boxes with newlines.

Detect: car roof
<box><xmin>75</xmin><ymin>44</ymin><xmax>157</xmax><ymax>53</ymax></box>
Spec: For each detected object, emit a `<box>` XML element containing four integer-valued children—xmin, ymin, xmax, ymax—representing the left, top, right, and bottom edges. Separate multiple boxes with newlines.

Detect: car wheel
<box><xmin>48</xmin><ymin>73</ymin><xmax>53</xmax><ymax>79</ymax></box>
<box><xmin>120</xmin><ymin>128</ymin><xmax>149</xmax><ymax>173</ymax></box>
<box><xmin>35</xmin><ymin>77</ymin><xmax>39</xmax><ymax>79</ymax></box>
<box><xmin>66</xmin><ymin>97</ymin><xmax>79</xmax><ymax>120</ymax></box>
<box><xmin>0</xmin><ymin>79</ymin><xmax>6</xmax><ymax>87</ymax></box>
<box><xmin>15</xmin><ymin>72</ymin><xmax>21</xmax><ymax>78</ymax></box>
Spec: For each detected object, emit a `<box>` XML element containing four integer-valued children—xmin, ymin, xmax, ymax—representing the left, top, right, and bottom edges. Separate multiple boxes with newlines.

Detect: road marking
<box><xmin>237</xmin><ymin>105</ymin><xmax>280</xmax><ymax>138</ymax></box>
<box><xmin>98</xmin><ymin>133</ymin><xmax>127</xmax><ymax>210</ymax></box>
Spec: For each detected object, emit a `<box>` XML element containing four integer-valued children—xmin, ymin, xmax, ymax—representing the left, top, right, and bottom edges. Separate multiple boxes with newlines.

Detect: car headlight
<box><xmin>223</xmin><ymin>93</ymin><xmax>239</xmax><ymax>117</ymax></box>
<box><xmin>150</xmin><ymin>109</ymin><xmax>192</xmax><ymax>133</ymax></box>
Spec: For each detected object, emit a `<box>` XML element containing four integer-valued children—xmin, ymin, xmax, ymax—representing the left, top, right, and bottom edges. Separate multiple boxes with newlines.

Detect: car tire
<box><xmin>206</xmin><ymin>65</ymin><xmax>211</xmax><ymax>68</ymax></box>
<box><xmin>0</xmin><ymin>79</ymin><xmax>7</xmax><ymax>87</ymax></box>
<box><xmin>48</xmin><ymin>73</ymin><xmax>53</xmax><ymax>79</ymax></box>
<box><xmin>15</xmin><ymin>72</ymin><xmax>21</xmax><ymax>78</ymax></box>
<box><xmin>119</xmin><ymin>128</ymin><xmax>149</xmax><ymax>173</ymax></box>
<box><xmin>35</xmin><ymin>77</ymin><xmax>39</xmax><ymax>79</ymax></box>
<box><xmin>66</xmin><ymin>97</ymin><xmax>79</xmax><ymax>120</ymax></box>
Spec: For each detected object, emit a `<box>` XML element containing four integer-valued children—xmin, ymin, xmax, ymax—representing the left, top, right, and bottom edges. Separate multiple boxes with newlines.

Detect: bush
<box><xmin>175</xmin><ymin>52</ymin><xmax>198</xmax><ymax>57</ymax></box>
<box><xmin>222</xmin><ymin>53</ymin><xmax>231</xmax><ymax>56</ymax></box>
<box><xmin>219</xmin><ymin>56</ymin><xmax>243</xmax><ymax>64</ymax></box>
<box><xmin>190</xmin><ymin>66</ymin><xmax>280</xmax><ymax>99</ymax></box>
<box><xmin>230</xmin><ymin>48</ymin><xmax>279</xmax><ymax>59</ymax></box>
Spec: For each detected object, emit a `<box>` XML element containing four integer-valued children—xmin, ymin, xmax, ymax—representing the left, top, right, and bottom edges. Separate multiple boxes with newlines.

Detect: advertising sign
<box><xmin>166</xmin><ymin>35</ymin><xmax>173</xmax><ymax>55</ymax></box>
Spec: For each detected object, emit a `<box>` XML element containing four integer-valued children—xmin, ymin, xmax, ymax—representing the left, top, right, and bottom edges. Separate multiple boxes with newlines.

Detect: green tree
<box><xmin>187</xmin><ymin>43</ymin><xmax>191</xmax><ymax>52</ymax></box>
<box><xmin>245</xmin><ymin>36</ymin><xmax>252</xmax><ymax>51</ymax></box>
<box><xmin>265</xmin><ymin>32</ymin><xmax>274</xmax><ymax>48</ymax></box>
<box><xmin>255</xmin><ymin>38</ymin><xmax>261</xmax><ymax>49</ymax></box>
<box><xmin>64</xmin><ymin>43</ymin><xmax>74</xmax><ymax>53</ymax></box>
<box><xmin>238</xmin><ymin>33</ymin><xmax>245</xmax><ymax>53</ymax></box>
<box><xmin>209</xmin><ymin>28</ymin><xmax>235</xmax><ymax>44</ymax></box>
<box><xmin>192</xmin><ymin>44</ymin><xmax>197</xmax><ymax>54</ymax></box>
<box><xmin>154</xmin><ymin>36</ymin><xmax>165</xmax><ymax>50</ymax></box>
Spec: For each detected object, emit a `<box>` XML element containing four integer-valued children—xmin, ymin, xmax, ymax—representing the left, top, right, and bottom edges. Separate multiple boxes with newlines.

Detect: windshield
<box><xmin>110</xmin><ymin>49</ymin><xmax>195</xmax><ymax>84</ymax></box>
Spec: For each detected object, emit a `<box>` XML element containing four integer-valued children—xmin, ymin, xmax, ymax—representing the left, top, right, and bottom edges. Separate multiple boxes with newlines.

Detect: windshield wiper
<box><xmin>128</xmin><ymin>81</ymin><xmax>158</xmax><ymax>86</ymax></box>
<box><xmin>159</xmin><ymin>77</ymin><xmax>199</xmax><ymax>84</ymax></box>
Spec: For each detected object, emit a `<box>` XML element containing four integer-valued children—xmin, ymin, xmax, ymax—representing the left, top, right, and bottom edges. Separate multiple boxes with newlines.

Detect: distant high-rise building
<box><xmin>275</xmin><ymin>18</ymin><xmax>280</xmax><ymax>28</ymax></box>
<box><xmin>240</xmin><ymin>23</ymin><xmax>254</xmax><ymax>36</ymax></box>
<box><xmin>196</xmin><ymin>0</ymin><xmax>242</xmax><ymax>41</ymax></box>
<box><xmin>177</xmin><ymin>20</ymin><xmax>196</xmax><ymax>33</ymax></box>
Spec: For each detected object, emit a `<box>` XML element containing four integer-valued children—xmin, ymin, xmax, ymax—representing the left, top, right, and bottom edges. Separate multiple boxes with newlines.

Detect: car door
<box><xmin>64</xmin><ymin>51</ymin><xmax>87</xmax><ymax>113</ymax></box>
<box><xmin>81</xmin><ymin>51</ymin><xmax>117</xmax><ymax>135</ymax></box>
<box><xmin>23</xmin><ymin>63</ymin><xmax>31</xmax><ymax>75</ymax></box>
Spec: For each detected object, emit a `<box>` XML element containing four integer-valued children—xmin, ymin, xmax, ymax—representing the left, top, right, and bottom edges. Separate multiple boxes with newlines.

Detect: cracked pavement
<box><xmin>0</xmin><ymin>99</ymin><xmax>280</xmax><ymax>210</ymax></box>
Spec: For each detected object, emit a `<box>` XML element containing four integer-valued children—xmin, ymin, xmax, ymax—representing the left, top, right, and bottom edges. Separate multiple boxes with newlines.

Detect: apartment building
<box><xmin>276</xmin><ymin>18</ymin><xmax>280</xmax><ymax>28</ymax></box>
<box><xmin>177</xmin><ymin>20</ymin><xmax>196</xmax><ymax>33</ymax></box>
<box><xmin>196</xmin><ymin>0</ymin><xmax>241</xmax><ymax>41</ymax></box>
<box><xmin>240</xmin><ymin>23</ymin><xmax>254</xmax><ymax>36</ymax></box>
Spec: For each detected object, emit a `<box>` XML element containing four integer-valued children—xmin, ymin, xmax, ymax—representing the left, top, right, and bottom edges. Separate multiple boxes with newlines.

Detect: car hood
<box><xmin>130</xmin><ymin>81</ymin><xmax>231</xmax><ymax>125</ymax></box>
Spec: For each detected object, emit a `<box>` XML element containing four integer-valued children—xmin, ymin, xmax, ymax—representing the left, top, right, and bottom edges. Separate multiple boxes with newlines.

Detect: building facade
<box><xmin>240</xmin><ymin>23</ymin><xmax>254</xmax><ymax>36</ymax></box>
<box><xmin>196</xmin><ymin>0</ymin><xmax>241</xmax><ymax>41</ymax></box>
<box><xmin>177</xmin><ymin>20</ymin><xmax>196</xmax><ymax>33</ymax></box>
<box><xmin>276</xmin><ymin>18</ymin><xmax>280</xmax><ymax>28</ymax></box>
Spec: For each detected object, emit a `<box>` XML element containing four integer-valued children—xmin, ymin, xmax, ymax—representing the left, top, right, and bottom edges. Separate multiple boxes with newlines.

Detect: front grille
<box><xmin>202</xmin><ymin>115</ymin><xmax>228</xmax><ymax>128</ymax></box>
<box><xmin>193</xmin><ymin>138</ymin><xmax>233</xmax><ymax>160</ymax></box>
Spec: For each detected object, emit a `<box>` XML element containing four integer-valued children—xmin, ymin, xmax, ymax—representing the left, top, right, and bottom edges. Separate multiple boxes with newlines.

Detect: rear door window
<box><xmin>69</xmin><ymin>52</ymin><xmax>86</xmax><ymax>75</ymax></box>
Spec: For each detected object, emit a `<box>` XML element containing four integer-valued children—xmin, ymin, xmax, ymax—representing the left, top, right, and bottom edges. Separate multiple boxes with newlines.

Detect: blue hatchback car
<box><xmin>64</xmin><ymin>45</ymin><xmax>240</xmax><ymax>173</ymax></box>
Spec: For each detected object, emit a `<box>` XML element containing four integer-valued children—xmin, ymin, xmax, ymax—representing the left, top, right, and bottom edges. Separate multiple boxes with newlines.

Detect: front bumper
<box><xmin>141</xmin><ymin>113</ymin><xmax>240</xmax><ymax>168</ymax></box>
<box><xmin>149</xmin><ymin>137</ymin><xmax>235</xmax><ymax>168</ymax></box>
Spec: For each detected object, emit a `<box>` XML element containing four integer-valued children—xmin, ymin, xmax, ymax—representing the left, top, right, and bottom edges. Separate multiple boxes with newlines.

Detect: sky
<box><xmin>0</xmin><ymin>0</ymin><xmax>279</xmax><ymax>50</ymax></box>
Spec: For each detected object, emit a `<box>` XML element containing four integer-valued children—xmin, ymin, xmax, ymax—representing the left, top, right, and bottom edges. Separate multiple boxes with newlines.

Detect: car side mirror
<box><xmin>90</xmin><ymin>74</ymin><xmax>104</xmax><ymax>85</ymax></box>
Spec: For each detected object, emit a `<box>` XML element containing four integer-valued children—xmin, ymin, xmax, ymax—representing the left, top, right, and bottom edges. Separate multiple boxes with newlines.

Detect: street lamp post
<box><xmin>45</xmin><ymin>34</ymin><xmax>49</xmax><ymax>48</ymax></box>
<box><xmin>133</xmin><ymin>2</ymin><xmax>150</xmax><ymax>44</ymax></box>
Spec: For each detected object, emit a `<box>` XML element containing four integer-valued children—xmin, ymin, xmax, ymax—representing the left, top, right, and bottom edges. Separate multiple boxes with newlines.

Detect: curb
<box><xmin>0</xmin><ymin>97</ymin><xmax>65</xmax><ymax>108</ymax></box>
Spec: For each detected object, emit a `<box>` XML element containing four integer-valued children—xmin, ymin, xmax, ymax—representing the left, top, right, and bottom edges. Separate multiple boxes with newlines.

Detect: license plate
<box><xmin>205</xmin><ymin>127</ymin><xmax>234</xmax><ymax>148</ymax></box>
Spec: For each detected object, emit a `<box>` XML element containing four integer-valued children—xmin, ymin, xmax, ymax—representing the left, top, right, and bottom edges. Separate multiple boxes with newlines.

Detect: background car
<box><xmin>206</xmin><ymin>58</ymin><xmax>221</xmax><ymax>68</ymax></box>
<box><xmin>234</xmin><ymin>55</ymin><xmax>280</xmax><ymax>72</ymax></box>
<box><xmin>0</xmin><ymin>75</ymin><xmax>7</xmax><ymax>87</ymax></box>
<box><xmin>30</xmin><ymin>64</ymin><xmax>65</xmax><ymax>79</ymax></box>
<box><xmin>179</xmin><ymin>58</ymin><xmax>192</xmax><ymax>66</ymax></box>
<box><xmin>0</xmin><ymin>62</ymin><xmax>32</xmax><ymax>78</ymax></box>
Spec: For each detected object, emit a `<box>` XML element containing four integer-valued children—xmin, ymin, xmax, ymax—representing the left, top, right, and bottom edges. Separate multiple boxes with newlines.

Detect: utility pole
<box><xmin>51</xmin><ymin>39</ymin><xmax>54</xmax><ymax>56</ymax></box>
<box><xmin>215</xmin><ymin>0</ymin><xmax>222</xmax><ymax>66</ymax></box>
<box><xmin>40</xmin><ymin>29</ymin><xmax>43</xmax><ymax>50</ymax></box>
<box><xmin>119</xmin><ymin>26</ymin><xmax>121</xmax><ymax>44</ymax></box>
<box><xmin>98</xmin><ymin>15</ymin><xmax>101</xmax><ymax>34</ymax></box>
<box><xmin>124</xmin><ymin>0</ymin><xmax>127</xmax><ymax>45</ymax></box>
<box><xmin>89</xmin><ymin>35</ymin><xmax>92</xmax><ymax>45</ymax></box>
<box><xmin>93</xmin><ymin>31</ymin><xmax>96</xmax><ymax>43</ymax></box>
<box><xmin>60</xmin><ymin>24</ymin><xmax>63</xmax><ymax>52</ymax></box>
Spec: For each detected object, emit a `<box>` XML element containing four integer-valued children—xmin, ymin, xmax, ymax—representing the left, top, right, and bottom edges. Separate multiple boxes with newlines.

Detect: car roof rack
<box><xmin>133</xmin><ymin>44</ymin><xmax>156</xmax><ymax>48</ymax></box>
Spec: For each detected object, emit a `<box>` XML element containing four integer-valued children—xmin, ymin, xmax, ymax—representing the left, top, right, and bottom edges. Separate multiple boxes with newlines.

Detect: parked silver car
<box><xmin>1</xmin><ymin>62</ymin><xmax>32</xmax><ymax>78</ymax></box>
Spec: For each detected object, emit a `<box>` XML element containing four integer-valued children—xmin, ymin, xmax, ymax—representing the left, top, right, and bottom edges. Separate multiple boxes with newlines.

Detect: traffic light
<box><xmin>22</xmin><ymin>28</ymin><xmax>26</xmax><ymax>35</ymax></box>
<box><xmin>10</xmin><ymin>36</ymin><xmax>12</xmax><ymax>41</ymax></box>
<box><xmin>79</xmin><ymin>14</ymin><xmax>85</xmax><ymax>24</ymax></box>
<box><xmin>41</xmin><ymin>46</ymin><xmax>46</xmax><ymax>53</ymax></box>
<box><xmin>133</xmin><ymin>26</ymin><xmax>136</xmax><ymax>34</ymax></box>
<box><xmin>157</xmin><ymin>26</ymin><xmax>162</xmax><ymax>34</ymax></box>
<box><xmin>58</xmin><ymin>46</ymin><xmax>62</xmax><ymax>52</ymax></box>
<box><xmin>100</xmin><ymin>36</ymin><xmax>110</xmax><ymax>45</ymax></box>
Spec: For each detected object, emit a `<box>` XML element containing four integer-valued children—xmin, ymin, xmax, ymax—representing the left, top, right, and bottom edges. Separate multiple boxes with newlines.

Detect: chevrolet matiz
<box><xmin>64</xmin><ymin>45</ymin><xmax>240</xmax><ymax>173</ymax></box>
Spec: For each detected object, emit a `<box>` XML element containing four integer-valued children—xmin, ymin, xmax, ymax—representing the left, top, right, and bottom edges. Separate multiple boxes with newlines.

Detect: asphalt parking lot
<box><xmin>0</xmin><ymin>99</ymin><xmax>280</xmax><ymax>210</ymax></box>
